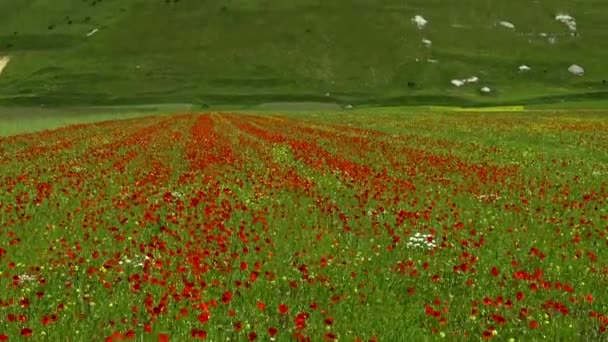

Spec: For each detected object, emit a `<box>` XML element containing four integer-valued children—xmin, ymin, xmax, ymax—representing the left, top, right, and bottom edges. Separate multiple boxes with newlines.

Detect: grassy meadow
<box><xmin>0</xmin><ymin>0</ymin><xmax>607</xmax><ymax>106</ymax></box>
<box><xmin>1</xmin><ymin>1</ymin><xmax>608</xmax><ymax>341</ymax></box>
<box><xmin>1</xmin><ymin>109</ymin><xmax>608</xmax><ymax>341</ymax></box>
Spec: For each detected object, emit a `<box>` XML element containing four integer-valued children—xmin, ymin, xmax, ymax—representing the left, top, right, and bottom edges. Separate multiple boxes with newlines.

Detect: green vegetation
<box><xmin>0</xmin><ymin>0</ymin><xmax>606</xmax><ymax>107</ymax></box>
<box><xmin>1</xmin><ymin>112</ymin><xmax>608</xmax><ymax>341</ymax></box>
<box><xmin>0</xmin><ymin>104</ymin><xmax>193</xmax><ymax>136</ymax></box>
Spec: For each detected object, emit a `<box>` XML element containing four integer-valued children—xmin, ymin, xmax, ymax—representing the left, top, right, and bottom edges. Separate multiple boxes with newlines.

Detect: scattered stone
<box><xmin>344</xmin><ymin>104</ymin><xmax>353</xmax><ymax>109</ymax></box>
<box><xmin>412</xmin><ymin>15</ymin><xmax>428</xmax><ymax>29</ymax></box>
<box><xmin>421</xmin><ymin>38</ymin><xmax>432</xmax><ymax>47</ymax></box>
<box><xmin>427</xmin><ymin>59</ymin><xmax>438</xmax><ymax>64</ymax></box>
<box><xmin>556</xmin><ymin>14</ymin><xmax>577</xmax><ymax>32</ymax></box>
<box><xmin>86</xmin><ymin>28</ymin><xmax>99</xmax><ymax>37</ymax></box>
<box><xmin>519</xmin><ymin>65</ymin><xmax>531</xmax><ymax>72</ymax></box>
<box><xmin>481</xmin><ymin>86</ymin><xmax>492</xmax><ymax>93</ymax></box>
<box><xmin>0</xmin><ymin>56</ymin><xmax>10</xmax><ymax>77</ymax></box>
<box><xmin>325</xmin><ymin>92</ymin><xmax>331</xmax><ymax>97</ymax></box>
<box><xmin>498</xmin><ymin>21</ymin><xmax>515</xmax><ymax>29</ymax></box>
<box><xmin>451</xmin><ymin>80</ymin><xmax>465</xmax><ymax>87</ymax></box>
<box><xmin>568</xmin><ymin>64</ymin><xmax>584</xmax><ymax>76</ymax></box>
<box><xmin>451</xmin><ymin>76</ymin><xmax>481</xmax><ymax>87</ymax></box>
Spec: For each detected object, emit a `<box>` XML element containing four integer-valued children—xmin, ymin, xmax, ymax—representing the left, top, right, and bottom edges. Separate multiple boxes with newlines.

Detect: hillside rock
<box><xmin>568</xmin><ymin>64</ymin><xmax>584</xmax><ymax>76</ymax></box>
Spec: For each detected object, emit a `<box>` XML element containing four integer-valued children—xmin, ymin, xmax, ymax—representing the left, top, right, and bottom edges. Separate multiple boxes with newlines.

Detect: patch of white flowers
<box><xmin>475</xmin><ymin>193</ymin><xmax>502</xmax><ymax>202</ymax></box>
<box><xmin>119</xmin><ymin>253</ymin><xmax>150</xmax><ymax>268</ymax></box>
<box><xmin>17</xmin><ymin>274</ymin><xmax>37</xmax><ymax>284</ymax></box>
<box><xmin>406</xmin><ymin>232</ymin><xmax>436</xmax><ymax>250</ymax></box>
<box><xmin>171</xmin><ymin>191</ymin><xmax>185</xmax><ymax>199</ymax></box>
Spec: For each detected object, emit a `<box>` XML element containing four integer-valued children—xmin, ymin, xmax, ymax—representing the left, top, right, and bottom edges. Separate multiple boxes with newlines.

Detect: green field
<box><xmin>1</xmin><ymin>1</ymin><xmax>608</xmax><ymax>341</ymax></box>
<box><xmin>1</xmin><ymin>110</ymin><xmax>608</xmax><ymax>341</ymax></box>
<box><xmin>0</xmin><ymin>0</ymin><xmax>607</xmax><ymax>107</ymax></box>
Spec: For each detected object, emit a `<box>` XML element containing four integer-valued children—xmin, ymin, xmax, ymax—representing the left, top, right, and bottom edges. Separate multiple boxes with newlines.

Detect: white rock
<box><xmin>519</xmin><ymin>65</ymin><xmax>531</xmax><ymax>72</ymax></box>
<box><xmin>427</xmin><ymin>59</ymin><xmax>438</xmax><ymax>64</ymax></box>
<box><xmin>548</xmin><ymin>36</ymin><xmax>557</xmax><ymax>44</ymax></box>
<box><xmin>344</xmin><ymin>104</ymin><xmax>353</xmax><ymax>109</ymax></box>
<box><xmin>0</xmin><ymin>56</ymin><xmax>10</xmax><ymax>76</ymax></box>
<box><xmin>556</xmin><ymin>14</ymin><xmax>577</xmax><ymax>32</ymax></box>
<box><xmin>325</xmin><ymin>92</ymin><xmax>331</xmax><ymax>97</ymax></box>
<box><xmin>481</xmin><ymin>86</ymin><xmax>492</xmax><ymax>93</ymax></box>
<box><xmin>568</xmin><ymin>64</ymin><xmax>584</xmax><ymax>76</ymax></box>
<box><xmin>466</xmin><ymin>76</ymin><xmax>479</xmax><ymax>83</ymax></box>
<box><xmin>86</xmin><ymin>28</ymin><xmax>99</xmax><ymax>37</ymax></box>
<box><xmin>451</xmin><ymin>80</ymin><xmax>465</xmax><ymax>87</ymax></box>
<box><xmin>412</xmin><ymin>15</ymin><xmax>428</xmax><ymax>29</ymax></box>
<box><xmin>422</xmin><ymin>39</ymin><xmax>432</xmax><ymax>47</ymax></box>
<box><xmin>498</xmin><ymin>21</ymin><xmax>515</xmax><ymax>29</ymax></box>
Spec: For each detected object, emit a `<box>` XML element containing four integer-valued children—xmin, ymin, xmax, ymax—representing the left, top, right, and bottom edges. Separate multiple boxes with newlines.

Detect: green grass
<box><xmin>0</xmin><ymin>104</ymin><xmax>194</xmax><ymax>136</ymax></box>
<box><xmin>0</xmin><ymin>0</ymin><xmax>606</xmax><ymax>107</ymax></box>
<box><xmin>1</xmin><ymin>110</ymin><xmax>608</xmax><ymax>341</ymax></box>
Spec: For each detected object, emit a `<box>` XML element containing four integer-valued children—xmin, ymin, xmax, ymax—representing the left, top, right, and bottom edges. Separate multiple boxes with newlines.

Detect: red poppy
<box><xmin>197</xmin><ymin>312</ymin><xmax>210</xmax><ymax>323</ymax></box>
<box><xmin>20</xmin><ymin>328</ymin><xmax>33</xmax><ymax>338</ymax></box>
<box><xmin>190</xmin><ymin>329</ymin><xmax>207</xmax><ymax>339</ymax></box>
<box><xmin>278</xmin><ymin>304</ymin><xmax>289</xmax><ymax>314</ymax></box>
<box><xmin>492</xmin><ymin>314</ymin><xmax>507</xmax><ymax>325</ymax></box>
<box><xmin>294</xmin><ymin>313</ymin><xmax>307</xmax><ymax>330</ymax></box>
<box><xmin>158</xmin><ymin>333</ymin><xmax>169</xmax><ymax>342</ymax></box>
<box><xmin>323</xmin><ymin>332</ymin><xmax>337</xmax><ymax>341</ymax></box>
<box><xmin>268</xmin><ymin>327</ymin><xmax>278</xmax><ymax>337</ymax></box>
<box><xmin>221</xmin><ymin>291</ymin><xmax>232</xmax><ymax>304</ymax></box>
<box><xmin>234</xmin><ymin>321</ymin><xmax>243</xmax><ymax>332</ymax></box>
<box><xmin>530</xmin><ymin>320</ymin><xmax>539</xmax><ymax>329</ymax></box>
<box><xmin>256</xmin><ymin>301</ymin><xmax>266</xmax><ymax>311</ymax></box>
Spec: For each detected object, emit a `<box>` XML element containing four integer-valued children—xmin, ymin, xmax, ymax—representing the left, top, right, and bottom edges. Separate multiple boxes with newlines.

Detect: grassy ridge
<box><xmin>0</xmin><ymin>0</ymin><xmax>606</xmax><ymax>106</ymax></box>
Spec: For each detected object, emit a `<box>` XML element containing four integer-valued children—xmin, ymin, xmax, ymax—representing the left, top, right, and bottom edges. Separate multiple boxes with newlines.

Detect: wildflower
<box><xmin>278</xmin><ymin>304</ymin><xmax>289</xmax><ymax>314</ymax></box>
<box><xmin>21</xmin><ymin>328</ymin><xmax>33</xmax><ymax>337</ymax></box>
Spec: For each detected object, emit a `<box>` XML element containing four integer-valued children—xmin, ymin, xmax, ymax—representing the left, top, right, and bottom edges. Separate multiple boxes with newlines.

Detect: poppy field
<box><xmin>1</xmin><ymin>111</ymin><xmax>608</xmax><ymax>341</ymax></box>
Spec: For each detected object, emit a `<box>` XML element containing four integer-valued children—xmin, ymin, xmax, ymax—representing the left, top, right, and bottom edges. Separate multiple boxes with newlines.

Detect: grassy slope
<box><xmin>0</xmin><ymin>0</ymin><xmax>607</xmax><ymax>107</ymax></box>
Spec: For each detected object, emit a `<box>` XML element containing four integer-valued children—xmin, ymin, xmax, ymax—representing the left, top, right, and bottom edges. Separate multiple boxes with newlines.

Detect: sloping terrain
<box><xmin>0</xmin><ymin>0</ymin><xmax>606</xmax><ymax>106</ymax></box>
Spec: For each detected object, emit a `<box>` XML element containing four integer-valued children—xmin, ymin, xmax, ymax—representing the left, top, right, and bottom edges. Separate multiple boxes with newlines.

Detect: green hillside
<box><xmin>0</xmin><ymin>0</ymin><xmax>607</xmax><ymax>107</ymax></box>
